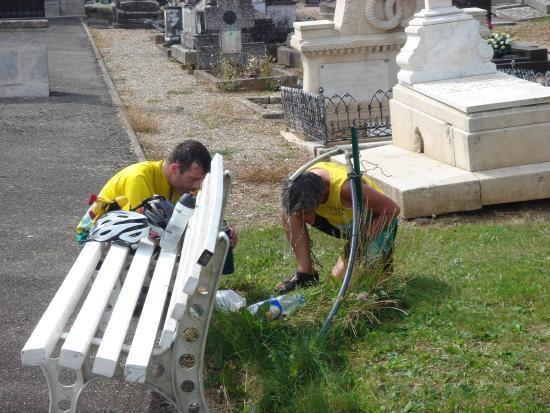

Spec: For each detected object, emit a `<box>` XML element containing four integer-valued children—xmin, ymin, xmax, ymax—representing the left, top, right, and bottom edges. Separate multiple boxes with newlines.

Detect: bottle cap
<box><xmin>178</xmin><ymin>193</ymin><xmax>196</xmax><ymax>209</ymax></box>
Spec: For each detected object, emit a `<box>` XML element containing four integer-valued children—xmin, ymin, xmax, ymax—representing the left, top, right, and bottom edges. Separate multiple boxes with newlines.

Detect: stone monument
<box><xmin>332</xmin><ymin>0</ymin><xmax>550</xmax><ymax>217</ymax></box>
<box><xmin>0</xmin><ymin>20</ymin><xmax>49</xmax><ymax>98</ymax></box>
<box><xmin>290</xmin><ymin>0</ymin><xmax>423</xmax><ymax>101</ymax></box>
<box><xmin>171</xmin><ymin>0</ymin><xmax>265</xmax><ymax>69</ymax></box>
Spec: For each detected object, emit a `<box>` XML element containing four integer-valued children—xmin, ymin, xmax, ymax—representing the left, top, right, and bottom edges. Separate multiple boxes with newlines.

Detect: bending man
<box><xmin>277</xmin><ymin>161</ymin><xmax>400</xmax><ymax>293</ymax></box>
<box><xmin>76</xmin><ymin>140</ymin><xmax>237</xmax><ymax>251</ymax></box>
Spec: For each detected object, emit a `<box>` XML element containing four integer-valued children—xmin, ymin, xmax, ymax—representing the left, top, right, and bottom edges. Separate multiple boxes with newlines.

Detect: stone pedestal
<box><xmin>290</xmin><ymin>0</ymin><xmax>422</xmax><ymax>100</ymax></box>
<box><xmin>395</xmin><ymin>3</ymin><xmax>495</xmax><ymax>85</ymax></box>
<box><xmin>0</xmin><ymin>20</ymin><xmax>49</xmax><ymax>98</ymax></box>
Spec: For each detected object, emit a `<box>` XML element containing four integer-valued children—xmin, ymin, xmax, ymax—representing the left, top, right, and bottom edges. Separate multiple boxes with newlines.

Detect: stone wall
<box><xmin>0</xmin><ymin>20</ymin><xmax>49</xmax><ymax>98</ymax></box>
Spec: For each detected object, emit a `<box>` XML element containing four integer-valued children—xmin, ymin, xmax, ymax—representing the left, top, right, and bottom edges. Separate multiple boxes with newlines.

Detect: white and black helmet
<box><xmin>90</xmin><ymin>211</ymin><xmax>150</xmax><ymax>246</ymax></box>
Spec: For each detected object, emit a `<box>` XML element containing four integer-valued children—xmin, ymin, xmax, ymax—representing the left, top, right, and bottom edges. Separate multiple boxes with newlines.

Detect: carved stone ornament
<box><xmin>396</xmin><ymin>9</ymin><xmax>495</xmax><ymax>84</ymax></box>
<box><xmin>365</xmin><ymin>0</ymin><xmax>403</xmax><ymax>30</ymax></box>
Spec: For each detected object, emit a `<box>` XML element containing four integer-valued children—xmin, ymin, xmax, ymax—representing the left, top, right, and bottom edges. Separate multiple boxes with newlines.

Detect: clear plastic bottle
<box><xmin>160</xmin><ymin>193</ymin><xmax>196</xmax><ymax>253</ymax></box>
<box><xmin>247</xmin><ymin>293</ymin><xmax>305</xmax><ymax>320</ymax></box>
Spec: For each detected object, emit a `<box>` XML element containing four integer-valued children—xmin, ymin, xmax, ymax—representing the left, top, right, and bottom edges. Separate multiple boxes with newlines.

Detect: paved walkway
<box><xmin>0</xmin><ymin>18</ymin><xmax>157</xmax><ymax>412</ymax></box>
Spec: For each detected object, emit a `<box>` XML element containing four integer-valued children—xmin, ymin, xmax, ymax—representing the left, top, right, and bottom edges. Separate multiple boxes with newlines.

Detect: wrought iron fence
<box><xmin>281</xmin><ymin>86</ymin><xmax>327</xmax><ymax>142</ymax></box>
<box><xmin>281</xmin><ymin>86</ymin><xmax>393</xmax><ymax>145</ymax></box>
<box><xmin>498</xmin><ymin>67</ymin><xmax>550</xmax><ymax>87</ymax></box>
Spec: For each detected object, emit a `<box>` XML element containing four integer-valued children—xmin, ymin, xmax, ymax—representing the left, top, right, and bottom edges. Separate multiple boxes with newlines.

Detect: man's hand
<box><xmin>228</xmin><ymin>224</ymin><xmax>238</xmax><ymax>249</ymax></box>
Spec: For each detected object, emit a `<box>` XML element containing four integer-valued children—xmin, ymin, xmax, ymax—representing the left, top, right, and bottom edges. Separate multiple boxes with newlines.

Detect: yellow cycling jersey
<box><xmin>98</xmin><ymin>160</ymin><xmax>178</xmax><ymax>210</ymax></box>
<box><xmin>76</xmin><ymin>160</ymin><xmax>178</xmax><ymax>234</ymax></box>
<box><xmin>308</xmin><ymin>161</ymin><xmax>382</xmax><ymax>227</ymax></box>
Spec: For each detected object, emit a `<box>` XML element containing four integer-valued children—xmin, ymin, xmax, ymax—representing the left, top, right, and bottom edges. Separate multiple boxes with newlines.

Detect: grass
<box><xmin>167</xmin><ymin>88</ymin><xmax>193</xmax><ymax>96</ymax></box>
<box><xmin>237</xmin><ymin>163</ymin><xmax>295</xmax><ymax>185</ymax></box>
<box><xmin>206</xmin><ymin>220</ymin><xmax>550</xmax><ymax>412</ymax></box>
<box><xmin>211</xmin><ymin>147</ymin><xmax>235</xmax><ymax>160</ymax></box>
<box><xmin>90</xmin><ymin>29</ymin><xmax>112</xmax><ymax>49</ymax></box>
<box><xmin>123</xmin><ymin>105</ymin><xmax>160</xmax><ymax>133</ymax></box>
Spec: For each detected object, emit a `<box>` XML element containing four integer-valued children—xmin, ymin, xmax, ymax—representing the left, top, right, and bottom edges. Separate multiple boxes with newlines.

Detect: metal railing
<box><xmin>281</xmin><ymin>87</ymin><xmax>393</xmax><ymax>145</ymax></box>
<box><xmin>498</xmin><ymin>67</ymin><xmax>550</xmax><ymax>87</ymax></box>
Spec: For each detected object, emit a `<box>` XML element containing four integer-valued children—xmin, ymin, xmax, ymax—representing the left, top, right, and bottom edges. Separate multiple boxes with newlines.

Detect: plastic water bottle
<box><xmin>215</xmin><ymin>290</ymin><xmax>246</xmax><ymax>312</ymax></box>
<box><xmin>160</xmin><ymin>193</ymin><xmax>196</xmax><ymax>253</ymax></box>
<box><xmin>247</xmin><ymin>293</ymin><xmax>305</xmax><ymax>320</ymax></box>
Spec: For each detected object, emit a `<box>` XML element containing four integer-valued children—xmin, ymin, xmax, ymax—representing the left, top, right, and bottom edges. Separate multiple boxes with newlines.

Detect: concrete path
<box><xmin>0</xmin><ymin>18</ymin><xmax>158</xmax><ymax>412</ymax></box>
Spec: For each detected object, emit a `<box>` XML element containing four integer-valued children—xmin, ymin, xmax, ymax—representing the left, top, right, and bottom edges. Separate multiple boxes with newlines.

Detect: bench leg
<box><xmin>144</xmin><ymin>234</ymin><xmax>230</xmax><ymax>413</ymax></box>
<box><xmin>41</xmin><ymin>358</ymin><xmax>87</xmax><ymax>413</ymax></box>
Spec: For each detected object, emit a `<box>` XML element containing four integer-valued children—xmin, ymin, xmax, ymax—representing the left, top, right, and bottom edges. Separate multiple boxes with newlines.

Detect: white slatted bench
<box><xmin>22</xmin><ymin>154</ymin><xmax>231</xmax><ymax>413</ymax></box>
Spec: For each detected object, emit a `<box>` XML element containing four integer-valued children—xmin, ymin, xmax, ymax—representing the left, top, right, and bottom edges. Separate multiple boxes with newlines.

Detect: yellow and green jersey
<box><xmin>308</xmin><ymin>161</ymin><xmax>382</xmax><ymax>227</ymax></box>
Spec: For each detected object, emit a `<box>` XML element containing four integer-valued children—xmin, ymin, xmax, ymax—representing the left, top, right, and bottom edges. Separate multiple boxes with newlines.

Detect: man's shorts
<box><xmin>312</xmin><ymin>214</ymin><xmax>398</xmax><ymax>265</ymax></box>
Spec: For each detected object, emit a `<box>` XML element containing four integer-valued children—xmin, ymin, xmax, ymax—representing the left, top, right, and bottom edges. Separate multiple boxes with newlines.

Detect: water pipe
<box><xmin>320</xmin><ymin>127</ymin><xmax>363</xmax><ymax>335</ymax></box>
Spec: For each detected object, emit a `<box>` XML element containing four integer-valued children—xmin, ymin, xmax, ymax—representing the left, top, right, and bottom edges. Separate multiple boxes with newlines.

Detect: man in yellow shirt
<box><xmin>76</xmin><ymin>140</ymin><xmax>211</xmax><ymax>245</ymax></box>
<box><xmin>277</xmin><ymin>161</ymin><xmax>400</xmax><ymax>293</ymax></box>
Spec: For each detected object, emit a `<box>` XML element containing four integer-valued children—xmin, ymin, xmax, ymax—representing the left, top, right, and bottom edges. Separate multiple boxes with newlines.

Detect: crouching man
<box><xmin>276</xmin><ymin>161</ymin><xmax>400</xmax><ymax>294</ymax></box>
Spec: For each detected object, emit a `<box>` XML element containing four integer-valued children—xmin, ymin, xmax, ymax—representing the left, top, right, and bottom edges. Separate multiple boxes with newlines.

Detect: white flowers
<box><xmin>487</xmin><ymin>32</ymin><xmax>512</xmax><ymax>57</ymax></box>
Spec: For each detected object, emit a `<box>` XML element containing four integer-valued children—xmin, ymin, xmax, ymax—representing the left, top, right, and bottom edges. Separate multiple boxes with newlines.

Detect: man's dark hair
<box><xmin>281</xmin><ymin>172</ymin><xmax>323</xmax><ymax>214</ymax></box>
<box><xmin>167</xmin><ymin>140</ymin><xmax>211</xmax><ymax>173</ymax></box>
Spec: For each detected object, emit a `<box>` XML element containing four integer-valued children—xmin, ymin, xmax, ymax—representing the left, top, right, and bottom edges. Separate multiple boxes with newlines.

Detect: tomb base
<box><xmin>332</xmin><ymin>145</ymin><xmax>550</xmax><ymax>218</ymax></box>
<box><xmin>390</xmin><ymin>73</ymin><xmax>550</xmax><ymax>172</ymax></box>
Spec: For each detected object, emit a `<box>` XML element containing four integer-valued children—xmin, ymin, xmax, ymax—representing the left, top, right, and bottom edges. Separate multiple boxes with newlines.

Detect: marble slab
<box><xmin>410</xmin><ymin>72</ymin><xmax>550</xmax><ymax>113</ymax></box>
<box><xmin>331</xmin><ymin>145</ymin><xmax>550</xmax><ymax>218</ymax></box>
<box><xmin>319</xmin><ymin>60</ymin><xmax>391</xmax><ymax>101</ymax></box>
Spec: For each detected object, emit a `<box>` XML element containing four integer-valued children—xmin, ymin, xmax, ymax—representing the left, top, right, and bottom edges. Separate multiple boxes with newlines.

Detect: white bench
<box><xmin>22</xmin><ymin>154</ymin><xmax>231</xmax><ymax>413</ymax></box>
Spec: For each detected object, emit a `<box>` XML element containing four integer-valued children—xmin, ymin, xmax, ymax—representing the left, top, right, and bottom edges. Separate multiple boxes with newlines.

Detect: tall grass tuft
<box><xmin>124</xmin><ymin>105</ymin><xmax>160</xmax><ymax>133</ymax></box>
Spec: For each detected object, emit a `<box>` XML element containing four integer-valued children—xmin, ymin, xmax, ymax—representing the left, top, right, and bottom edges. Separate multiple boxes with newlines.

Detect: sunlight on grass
<box><xmin>206</xmin><ymin>221</ymin><xmax>550</xmax><ymax>412</ymax></box>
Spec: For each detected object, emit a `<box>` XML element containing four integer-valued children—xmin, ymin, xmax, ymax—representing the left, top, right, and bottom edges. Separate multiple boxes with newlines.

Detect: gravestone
<box><xmin>290</xmin><ymin>0</ymin><xmax>423</xmax><ymax>101</ymax></box>
<box><xmin>172</xmin><ymin>0</ymin><xmax>265</xmax><ymax>69</ymax></box>
<box><xmin>332</xmin><ymin>0</ymin><xmax>550</xmax><ymax>218</ymax></box>
<box><xmin>114</xmin><ymin>0</ymin><xmax>162</xmax><ymax>28</ymax></box>
<box><xmin>252</xmin><ymin>0</ymin><xmax>297</xmax><ymax>45</ymax></box>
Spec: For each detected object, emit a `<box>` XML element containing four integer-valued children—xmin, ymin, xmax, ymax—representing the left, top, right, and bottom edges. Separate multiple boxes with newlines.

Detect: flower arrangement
<box><xmin>487</xmin><ymin>32</ymin><xmax>512</xmax><ymax>58</ymax></box>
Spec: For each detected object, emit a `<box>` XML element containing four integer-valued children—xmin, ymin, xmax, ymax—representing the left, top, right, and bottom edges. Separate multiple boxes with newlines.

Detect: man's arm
<box><xmin>280</xmin><ymin>208</ymin><xmax>315</xmax><ymax>274</ymax></box>
<box><xmin>340</xmin><ymin>181</ymin><xmax>400</xmax><ymax>239</ymax></box>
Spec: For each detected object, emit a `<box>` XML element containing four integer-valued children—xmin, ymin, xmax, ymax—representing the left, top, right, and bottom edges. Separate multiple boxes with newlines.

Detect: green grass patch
<box><xmin>207</xmin><ymin>221</ymin><xmax>550</xmax><ymax>411</ymax></box>
<box><xmin>167</xmin><ymin>88</ymin><xmax>193</xmax><ymax>96</ymax></box>
<box><xmin>532</xmin><ymin>15</ymin><xmax>550</xmax><ymax>24</ymax></box>
<box><xmin>211</xmin><ymin>147</ymin><xmax>235</xmax><ymax>160</ymax></box>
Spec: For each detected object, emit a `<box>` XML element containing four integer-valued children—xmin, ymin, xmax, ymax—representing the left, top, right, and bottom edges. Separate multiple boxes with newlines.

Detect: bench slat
<box><xmin>159</xmin><ymin>206</ymin><xmax>198</xmax><ymax>348</ymax></box>
<box><xmin>59</xmin><ymin>244</ymin><xmax>129</xmax><ymax>370</ymax></box>
<box><xmin>125</xmin><ymin>251</ymin><xmax>176</xmax><ymax>383</ymax></box>
<box><xmin>170</xmin><ymin>173</ymin><xmax>211</xmax><ymax>320</ymax></box>
<box><xmin>196</xmin><ymin>154</ymin><xmax>225</xmax><ymax>267</ymax></box>
<box><xmin>92</xmin><ymin>239</ymin><xmax>155</xmax><ymax>377</ymax></box>
<box><xmin>21</xmin><ymin>242</ymin><xmax>104</xmax><ymax>366</ymax></box>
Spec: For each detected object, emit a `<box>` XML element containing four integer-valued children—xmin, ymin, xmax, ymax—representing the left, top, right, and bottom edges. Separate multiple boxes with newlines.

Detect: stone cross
<box><xmin>204</xmin><ymin>0</ymin><xmax>254</xmax><ymax>32</ymax></box>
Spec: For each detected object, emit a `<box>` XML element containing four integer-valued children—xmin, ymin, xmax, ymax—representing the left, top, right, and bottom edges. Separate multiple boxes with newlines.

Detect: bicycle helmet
<box><xmin>89</xmin><ymin>211</ymin><xmax>150</xmax><ymax>246</ymax></box>
<box><xmin>140</xmin><ymin>195</ymin><xmax>175</xmax><ymax>235</ymax></box>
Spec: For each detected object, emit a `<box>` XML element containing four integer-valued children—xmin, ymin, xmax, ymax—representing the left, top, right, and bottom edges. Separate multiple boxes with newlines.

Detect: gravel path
<box><xmin>90</xmin><ymin>28</ymin><xmax>311</xmax><ymax>228</ymax></box>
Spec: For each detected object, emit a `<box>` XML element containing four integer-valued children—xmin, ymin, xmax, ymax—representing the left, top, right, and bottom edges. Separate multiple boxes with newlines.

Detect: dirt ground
<box><xmin>501</xmin><ymin>20</ymin><xmax>550</xmax><ymax>50</ymax></box>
